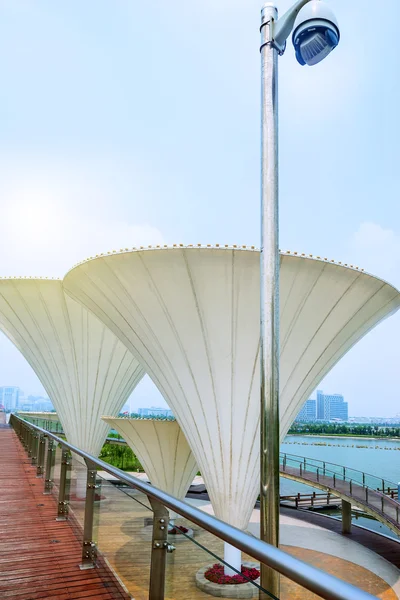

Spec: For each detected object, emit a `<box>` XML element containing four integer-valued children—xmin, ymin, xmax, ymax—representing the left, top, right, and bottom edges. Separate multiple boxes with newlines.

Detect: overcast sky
<box><xmin>1</xmin><ymin>0</ymin><xmax>400</xmax><ymax>416</ymax></box>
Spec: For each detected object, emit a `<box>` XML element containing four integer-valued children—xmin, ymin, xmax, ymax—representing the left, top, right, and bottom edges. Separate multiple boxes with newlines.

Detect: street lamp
<box><xmin>259</xmin><ymin>1</ymin><xmax>339</xmax><ymax>598</ymax></box>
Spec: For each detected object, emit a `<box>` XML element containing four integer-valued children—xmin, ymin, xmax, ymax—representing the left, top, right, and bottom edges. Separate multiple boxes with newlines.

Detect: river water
<box><xmin>280</xmin><ymin>434</ymin><xmax>400</xmax><ymax>538</ymax></box>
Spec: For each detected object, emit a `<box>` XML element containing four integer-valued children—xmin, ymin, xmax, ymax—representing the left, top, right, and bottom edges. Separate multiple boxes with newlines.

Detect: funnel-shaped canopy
<box><xmin>0</xmin><ymin>279</ymin><xmax>144</xmax><ymax>456</ymax></box>
<box><xmin>102</xmin><ymin>417</ymin><xmax>197</xmax><ymax>501</ymax></box>
<box><xmin>64</xmin><ymin>247</ymin><xmax>400</xmax><ymax>527</ymax></box>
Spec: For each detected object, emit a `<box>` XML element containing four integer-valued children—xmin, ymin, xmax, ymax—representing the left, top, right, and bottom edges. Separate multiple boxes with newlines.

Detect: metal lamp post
<box><xmin>259</xmin><ymin>1</ymin><xmax>340</xmax><ymax>597</ymax></box>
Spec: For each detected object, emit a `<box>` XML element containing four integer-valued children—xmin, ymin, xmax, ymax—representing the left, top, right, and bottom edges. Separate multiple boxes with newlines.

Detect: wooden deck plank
<box><xmin>0</xmin><ymin>426</ymin><xmax>130</xmax><ymax>600</ymax></box>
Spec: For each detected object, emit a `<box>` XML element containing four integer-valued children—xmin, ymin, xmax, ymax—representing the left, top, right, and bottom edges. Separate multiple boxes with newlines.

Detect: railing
<box><xmin>9</xmin><ymin>415</ymin><xmax>376</xmax><ymax>600</ymax></box>
<box><xmin>280</xmin><ymin>451</ymin><xmax>397</xmax><ymax>493</ymax></box>
<box><xmin>280</xmin><ymin>451</ymin><xmax>400</xmax><ymax>529</ymax></box>
<box><xmin>280</xmin><ymin>492</ymin><xmax>339</xmax><ymax>508</ymax></box>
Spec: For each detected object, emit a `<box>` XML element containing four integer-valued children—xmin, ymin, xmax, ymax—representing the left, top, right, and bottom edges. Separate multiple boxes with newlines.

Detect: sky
<box><xmin>0</xmin><ymin>0</ymin><xmax>400</xmax><ymax>416</ymax></box>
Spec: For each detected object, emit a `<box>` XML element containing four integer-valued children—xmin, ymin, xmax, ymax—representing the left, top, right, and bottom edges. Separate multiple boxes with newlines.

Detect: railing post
<box><xmin>333</xmin><ymin>473</ymin><xmax>336</xmax><ymax>487</ymax></box>
<box><xmin>317</xmin><ymin>467</ymin><xmax>319</xmax><ymax>482</ymax></box>
<box><xmin>147</xmin><ymin>498</ymin><xmax>172</xmax><ymax>600</ymax></box>
<box><xmin>80</xmin><ymin>459</ymin><xmax>98</xmax><ymax>569</ymax></box>
<box><xmin>21</xmin><ymin>425</ymin><xmax>27</xmax><ymax>449</ymax></box>
<box><xmin>323</xmin><ymin>462</ymin><xmax>326</xmax><ymax>476</ymax></box>
<box><xmin>31</xmin><ymin>432</ymin><xmax>39</xmax><ymax>466</ymax></box>
<box><xmin>382</xmin><ymin>479</ymin><xmax>385</xmax><ymax>494</ymax></box>
<box><xmin>304</xmin><ymin>457</ymin><xmax>306</xmax><ymax>472</ymax></box>
<box><xmin>349</xmin><ymin>480</ymin><xmax>352</xmax><ymax>495</ymax></box>
<box><xmin>27</xmin><ymin>428</ymin><xmax>33</xmax><ymax>457</ymax></box>
<box><xmin>381</xmin><ymin>496</ymin><xmax>384</xmax><ymax>514</ymax></box>
<box><xmin>36</xmin><ymin>435</ymin><xmax>46</xmax><ymax>477</ymax></box>
<box><xmin>396</xmin><ymin>506</ymin><xmax>399</xmax><ymax>523</ymax></box>
<box><xmin>365</xmin><ymin>487</ymin><xmax>369</xmax><ymax>503</ymax></box>
<box><xmin>362</xmin><ymin>472</ymin><xmax>365</xmax><ymax>487</ymax></box>
<box><xmin>56</xmin><ymin>448</ymin><xmax>71</xmax><ymax>520</ymax></box>
<box><xmin>343</xmin><ymin>467</ymin><xmax>346</xmax><ymax>481</ymax></box>
<box><xmin>283</xmin><ymin>455</ymin><xmax>286</xmax><ymax>471</ymax></box>
<box><xmin>44</xmin><ymin>439</ymin><xmax>55</xmax><ymax>494</ymax></box>
<box><xmin>299</xmin><ymin>463</ymin><xmax>303</xmax><ymax>477</ymax></box>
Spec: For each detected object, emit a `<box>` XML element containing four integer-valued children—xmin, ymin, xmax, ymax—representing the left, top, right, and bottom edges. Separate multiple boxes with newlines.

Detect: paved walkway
<box><xmin>280</xmin><ymin>506</ymin><xmax>400</xmax><ymax>570</ymax></box>
<box><xmin>0</xmin><ymin>425</ymin><xmax>130</xmax><ymax>600</ymax></box>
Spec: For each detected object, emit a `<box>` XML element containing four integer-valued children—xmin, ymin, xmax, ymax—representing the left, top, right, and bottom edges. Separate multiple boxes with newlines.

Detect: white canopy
<box><xmin>64</xmin><ymin>247</ymin><xmax>400</xmax><ymax>527</ymax></box>
<box><xmin>102</xmin><ymin>417</ymin><xmax>197</xmax><ymax>504</ymax></box>
<box><xmin>0</xmin><ymin>279</ymin><xmax>144</xmax><ymax>456</ymax></box>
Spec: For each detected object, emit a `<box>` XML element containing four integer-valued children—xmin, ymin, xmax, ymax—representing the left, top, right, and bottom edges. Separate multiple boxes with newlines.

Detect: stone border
<box><xmin>195</xmin><ymin>562</ymin><xmax>260</xmax><ymax>598</ymax></box>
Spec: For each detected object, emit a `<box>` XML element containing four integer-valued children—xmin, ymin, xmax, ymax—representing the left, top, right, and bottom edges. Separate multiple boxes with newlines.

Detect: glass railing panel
<box><xmin>49</xmin><ymin>443</ymin><xmax>71</xmax><ymax>523</ymax></box>
<box><xmin>162</xmin><ymin>505</ymin><xmax>278</xmax><ymax>599</ymax></box>
<box><xmin>92</xmin><ymin>471</ymin><xmax>154</xmax><ymax>600</ymax></box>
<box><xmin>67</xmin><ymin>454</ymin><xmax>87</xmax><ymax>539</ymax></box>
<box><xmin>51</xmin><ymin>443</ymin><xmax>63</xmax><ymax>500</ymax></box>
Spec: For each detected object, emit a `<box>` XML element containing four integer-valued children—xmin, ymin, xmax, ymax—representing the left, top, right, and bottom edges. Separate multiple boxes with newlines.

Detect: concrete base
<box><xmin>79</xmin><ymin>562</ymin><xmax>96</xmax><ymax>570</ymax></box>
<box><xmin>195</xmin><ymin>562</ymin><xmax>260</xmax><ymax>598</ymax></box>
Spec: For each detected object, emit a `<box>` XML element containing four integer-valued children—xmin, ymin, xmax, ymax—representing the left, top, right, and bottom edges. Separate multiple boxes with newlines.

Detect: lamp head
<box><xmin>292</xmin><ymin>1</ymin><xmax>339</xmax><ymax>66</ymax></box>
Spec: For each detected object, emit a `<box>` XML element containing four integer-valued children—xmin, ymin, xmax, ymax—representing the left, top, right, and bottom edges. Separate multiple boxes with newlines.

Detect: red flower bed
<box><xmin>204</xmin><ymin>563</ymin><xmax>260</xmax><ymax>585</ymax></box>
<box><xmin>168</xmin><ymin>525</ymin><xmax>189</xmax><ymax>534</ymax></box>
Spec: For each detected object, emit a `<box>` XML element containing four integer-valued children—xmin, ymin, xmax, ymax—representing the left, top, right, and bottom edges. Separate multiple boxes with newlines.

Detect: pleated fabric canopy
<box><xmin>63</xmin><ymin>246</ymin><xmax>400</xmax><ymax>528</ymax></box>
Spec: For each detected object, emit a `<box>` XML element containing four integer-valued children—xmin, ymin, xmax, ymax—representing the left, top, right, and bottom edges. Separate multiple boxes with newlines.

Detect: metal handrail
<box><xmin>10</xmin><ymin>415</ymin><xmax>376</xmax><ymax>600</ymax></box>
<box><xmin>280</xmin><ymin>451</ymin><xmax>396</xmax><ymax>489</ymax></box>
<box><xmin>280</xmin><ymin>453</ymin><xmax>364</xmax><ymax>491</ymax></box>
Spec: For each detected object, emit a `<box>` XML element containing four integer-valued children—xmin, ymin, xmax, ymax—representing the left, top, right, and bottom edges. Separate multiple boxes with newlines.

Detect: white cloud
<box><xmin>0</xmin><ymin>155</ymin><xmax>165</xmax><ymax>277</ymax></box>
<box><xmin>0</xmin><ymin>214</ymin><xmax>165</xmax><ymax>278</ymax></box>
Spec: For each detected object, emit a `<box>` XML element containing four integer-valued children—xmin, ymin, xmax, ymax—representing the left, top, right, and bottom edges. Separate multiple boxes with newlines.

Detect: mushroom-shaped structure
<box><xmin>0</xmin><ymin>279</ymin><xmax>145</xmax><ymax>457</ymax></box>
<box><xmin>102</xmin><ymin>416</ymin><xmax>198</xmax><ymax>525</ymax></box>
<box><xmin>63</xmin><ymin>247</ymin><xmax>400</xmax><ymax>530</ymax></box>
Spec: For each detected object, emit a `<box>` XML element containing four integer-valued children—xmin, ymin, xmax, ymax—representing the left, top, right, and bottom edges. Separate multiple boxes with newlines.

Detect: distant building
<box><xmin>296</xmin><ymin>398</ymin><xmax>316</xmax><ymax>421</ymax></box>
<box><xmin>137</xmin><ymin>406</ymin><xmax>173</xmax><ymax>418</ymax></box>
<box><xmin>0</xmin><ymin>387</ymin><xmax>21</xmax><ymax>411</ymax></box>
<box><xmin>324</xmin><ymin>393</ymin><xmax>348</xmax><ymax>421</ymax></box>
<box><xmin>296</xmin><ymin>390</ymin><xmax>348</xmax><ymax>422</ymax></box>
<box><xmin>316</xmin><ymin>389</ymin><xmax>326</xmax><ymax>420</ymax></box>
<box><xmin>13</xmin><ymin>394</ymin><xmax>54</xmax><ymax>413</ymax></box>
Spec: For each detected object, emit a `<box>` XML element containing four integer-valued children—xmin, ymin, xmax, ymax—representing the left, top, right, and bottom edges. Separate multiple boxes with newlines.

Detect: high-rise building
<box><xmin>315</xmin><ymin>390</ymin><xmax>348</xmax><ymax>421</ymax></box>
<box><xmin>0</xmin><ymin>387</ymin><xmax>20</xmax><ymax>411</ymax></box>
<box><xmin>296</xmin><ymin>398</ymin><xmax>316</xmax><ymax>421</ymax></box>
<box><xmin>324</xmin><ymin>393</ymin><xmax>348</xmax><ymax>421</ymax></box>
<box><xmin>296</xmin><ymin>391</ymin><xmax>348</xmax><ymax>422</ymax></box>
<box><xmin>316</xmin><ymin>389</ymin><xmax>326</xmax><ymax>420</ymax></box>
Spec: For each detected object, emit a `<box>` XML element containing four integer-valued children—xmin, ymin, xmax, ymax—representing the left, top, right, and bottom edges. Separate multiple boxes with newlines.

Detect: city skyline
<box><xmin>3</xmin><ymin>378</ymin><xmax>399</xmax><ymax>420</ymax></box>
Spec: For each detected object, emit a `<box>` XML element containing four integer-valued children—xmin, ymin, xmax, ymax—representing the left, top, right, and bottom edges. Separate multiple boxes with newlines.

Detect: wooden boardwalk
<box><xmin>0</xmin><ymin>424</ymin><xmax>130</xmax><ymax>600</ymax></box>
<box><xmin>281</xmin><ymin>460</ymin><xmax>400</xmax><ymax>536</ymax></box>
